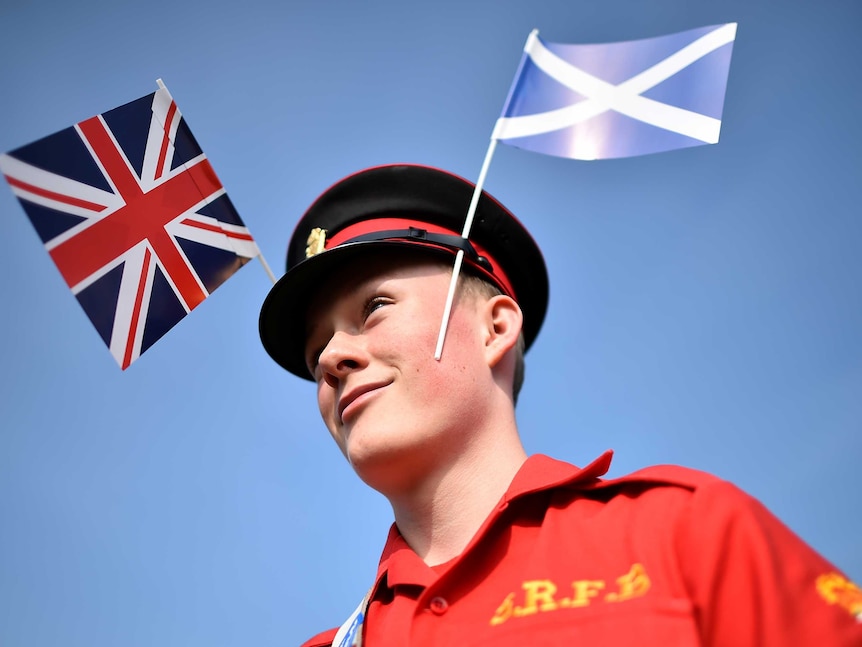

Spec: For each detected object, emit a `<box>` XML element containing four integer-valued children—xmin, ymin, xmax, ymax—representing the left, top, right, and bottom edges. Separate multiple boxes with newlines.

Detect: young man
<box><xmin>259</xmin><ymin>164</ymin><xmax>862</xmax><ymax>646</ymax></box>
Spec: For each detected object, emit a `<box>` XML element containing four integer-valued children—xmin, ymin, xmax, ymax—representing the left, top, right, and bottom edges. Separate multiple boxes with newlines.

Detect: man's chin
<box><xmin>346</xmin><ymin>438</ymin><xmax>428</xmax><ymax>492</ymax></box>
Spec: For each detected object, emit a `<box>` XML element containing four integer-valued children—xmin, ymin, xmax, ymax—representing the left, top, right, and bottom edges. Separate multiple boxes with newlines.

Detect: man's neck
<box><xmin>387</xmin><ymin>432</ymin><xmax>528</xmax><ymax>566</ymax></box>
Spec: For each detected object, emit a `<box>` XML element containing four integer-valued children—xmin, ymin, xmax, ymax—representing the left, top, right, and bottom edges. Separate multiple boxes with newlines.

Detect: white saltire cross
<box><xmin>493</xmin><ymin>23</ymin><xmax>737</xmax><ymax>146</ymax></box>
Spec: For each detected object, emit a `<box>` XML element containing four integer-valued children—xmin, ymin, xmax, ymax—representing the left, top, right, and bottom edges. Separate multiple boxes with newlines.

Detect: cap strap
<box><xmin>342</xmin><ymin>227</ymin><xmax>494</xmax><ymax>274</ymax></box>
<box><xmin>324</xmin><ymin>217</ymin><xmax>517</xmax><ymax>299</ymax></box>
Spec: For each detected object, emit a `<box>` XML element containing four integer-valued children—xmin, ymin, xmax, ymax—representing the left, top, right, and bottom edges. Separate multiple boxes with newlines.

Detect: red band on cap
<box><xmin>327</xmin><ymin>217</ymin><xmax>517</xmax><ymax>300</ymax></box>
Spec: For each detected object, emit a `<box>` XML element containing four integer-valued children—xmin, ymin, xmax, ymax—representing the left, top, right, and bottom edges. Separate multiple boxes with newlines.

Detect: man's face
<box><xmin>304</xmin><ymin>255</ymin><xmax>493</xmax><ymax>488</ymax></box>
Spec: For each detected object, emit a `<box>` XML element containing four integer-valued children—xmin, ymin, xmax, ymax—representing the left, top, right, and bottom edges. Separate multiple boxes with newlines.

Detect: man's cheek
<box><xmin>316</xmin><ymin>383</ymin><xmax>331</xmax><ymax>418</ymax></box>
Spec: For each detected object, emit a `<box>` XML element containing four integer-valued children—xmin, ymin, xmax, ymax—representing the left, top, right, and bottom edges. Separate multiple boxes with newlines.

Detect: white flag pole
<box><xmin>433</xmin><ymin>136</ymin><xmax>499</xmax><ymax>360</ymax></box>
<box><xmin>257</xmin><ymin>253</ymin><xmax>278</xmax><ymax>285</ymax></box>
<box><xmin>433</xmin><ymin>29</ymin><xmax>538</xmax><ymax>360</ymax></box>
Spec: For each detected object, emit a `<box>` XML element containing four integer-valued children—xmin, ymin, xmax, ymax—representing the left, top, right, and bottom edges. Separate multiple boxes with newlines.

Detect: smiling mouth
<box><xmin>338</xmin><ymin>382</ymin><xmax>390</xmax><ymax>424</ymax></box>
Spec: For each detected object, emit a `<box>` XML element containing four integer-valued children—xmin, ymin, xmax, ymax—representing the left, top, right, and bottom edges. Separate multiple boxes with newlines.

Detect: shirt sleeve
<box><xmin>300</xmin><ymin>627</ymin><xmax>337</xmax><ymax>647</ymax></box>
<box><xmin>674</xmin><ymin>479</ymin><xmax>862</xmax><ymax>646</ymax></box>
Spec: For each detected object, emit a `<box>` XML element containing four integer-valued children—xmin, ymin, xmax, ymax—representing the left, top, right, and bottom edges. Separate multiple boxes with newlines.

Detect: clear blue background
<box><xmin>1</xmin><ymin>1</ymin><xmax>859</xmax><ymax>645</ymax></box>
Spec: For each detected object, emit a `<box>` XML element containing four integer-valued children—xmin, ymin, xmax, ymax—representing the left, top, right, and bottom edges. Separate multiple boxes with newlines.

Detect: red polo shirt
<box><xmin>302</xmin><ymin>452</ymin><xmax>862</xmax><ymax>646</ymax></box>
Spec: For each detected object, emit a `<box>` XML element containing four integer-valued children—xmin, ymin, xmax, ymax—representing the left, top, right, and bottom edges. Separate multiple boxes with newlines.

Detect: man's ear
<box><xmin>483</xmin><ymin>294</ymin><xmax>523</xmax><ymax>369</ymax></box>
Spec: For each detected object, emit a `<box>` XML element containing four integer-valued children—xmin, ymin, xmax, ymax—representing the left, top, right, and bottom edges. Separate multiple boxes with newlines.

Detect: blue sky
<box><xmin>1</xmin><ymin>1</ymin><xmax>860</xmax><ymax>645</ymax></box>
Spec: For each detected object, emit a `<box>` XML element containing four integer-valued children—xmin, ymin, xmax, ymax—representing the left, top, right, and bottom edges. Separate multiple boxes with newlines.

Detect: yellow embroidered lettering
<box><xmin>606</xmin><ymin>563</ymin><xmax>651</xmax><ymax>602</ymax></box>
<box><xmin>490</xmin><ymin>565</ymin><xmax>654</xmax><ymax>626</ymax></box>
<box><xmin>514</xmin><ymin>579</ymin><xmax>559</xmax><ymax>617</ymax></box>
<box><xmin>569</xmin><ymin>579</ymin><xmax>605</xmax><ymax>607</ymax></box>
<box><xmin>490</xmin><ymin>592</ymin><xmax>516</xmax><ymax>626</ymax></box>
<box><xmin>816</xmin><ymin>572</ymin><xmax>862</xmax><ymax>620</ymax></box>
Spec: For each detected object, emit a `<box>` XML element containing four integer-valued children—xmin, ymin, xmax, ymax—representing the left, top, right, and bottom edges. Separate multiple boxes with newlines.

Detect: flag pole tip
<box><xmin>156</xmin><ymin>78</ymin><xmax>166</xmax><ymax>90</ymax></box>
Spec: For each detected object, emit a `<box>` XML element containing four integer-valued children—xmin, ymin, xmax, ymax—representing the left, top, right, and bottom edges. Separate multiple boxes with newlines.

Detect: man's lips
<box><xmin>338</xmin><ymin>381</ymin><xmax>390</xmax><ymax>423</ymax></box>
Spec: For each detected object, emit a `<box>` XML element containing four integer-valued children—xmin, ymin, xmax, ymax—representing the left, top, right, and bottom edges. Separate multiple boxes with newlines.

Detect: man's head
<box><xmin>302</xmin><ymin>251</ymin><xmax>525</xmax><ymax>482</ymax></box>
<box><xmin>259</xmin><ymin>164</ymin><xmax>549</xmax><ymax>384</ymax></box>
<box><xmin>258</xmin><ymin>164</ymin><xmax>548</xmax><ymax>488</ymax></box>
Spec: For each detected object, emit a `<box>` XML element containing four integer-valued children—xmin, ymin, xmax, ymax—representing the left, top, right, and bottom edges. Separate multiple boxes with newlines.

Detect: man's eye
<box><xmin>362</xmin><ymin>296</ymin><xmax>390</xmax><ymax>320</ymax></box>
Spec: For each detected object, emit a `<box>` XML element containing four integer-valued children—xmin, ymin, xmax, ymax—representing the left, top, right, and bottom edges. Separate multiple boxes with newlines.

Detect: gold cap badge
<box><xmin>305</xmin><ymin>228</ymin><xmax>327</xmax><ymax>258</ymax></box>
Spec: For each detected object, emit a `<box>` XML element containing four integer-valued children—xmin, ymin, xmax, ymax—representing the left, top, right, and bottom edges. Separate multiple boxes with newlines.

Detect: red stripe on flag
<box><xmin>154</xmin><ymin>101</ymin><xmax>178</xmax><ymax>181</ymax></box>
<box><xmin>51</xmin><ymin>117</ymin><xmax>214</xmax><ymax>312</ymax></box>
<box><xmin>123</xmin><ymin>247</ymin><xmax>152</xmax><ymax>369</ymax></box>
<box><xmin>5</xmin><ymin>175</ymin><xmax>107</xmax><ymax>212</ymax></box>
<box><xmin>180</xmin><ymin>218</ymin><xmax>255</xmax><ymax>241</ymax></box>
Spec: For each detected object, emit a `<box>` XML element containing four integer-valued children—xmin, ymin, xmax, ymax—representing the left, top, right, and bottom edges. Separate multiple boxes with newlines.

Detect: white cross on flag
<box><xmin>493</xmin><ymin>23</ymin><xmax>738</xmax><ymax>160</ymax></box>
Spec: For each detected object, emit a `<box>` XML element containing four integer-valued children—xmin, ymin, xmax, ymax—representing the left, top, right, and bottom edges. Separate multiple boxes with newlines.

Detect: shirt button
<box><xmin>429</xmin><ymin>596</ymin><xmax>449</xmax><ymax>615</ymax></box>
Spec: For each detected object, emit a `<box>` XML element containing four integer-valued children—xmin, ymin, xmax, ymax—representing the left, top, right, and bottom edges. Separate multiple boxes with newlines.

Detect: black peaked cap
<box><xmin>259</xmin><ymin>164</ymin><xmax>549</xmax><ymax>379</ymax></box>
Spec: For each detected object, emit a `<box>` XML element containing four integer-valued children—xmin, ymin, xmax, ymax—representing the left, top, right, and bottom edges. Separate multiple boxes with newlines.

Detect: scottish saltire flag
<box><xmin>493</xmin><ymin>23</ymin><xmax>737</xmax><ymax>160</ymax></box>
<box><xmin>0</xmin><ymin>82</ymin><xmax>260</xmax><ymax>369</ymax></box>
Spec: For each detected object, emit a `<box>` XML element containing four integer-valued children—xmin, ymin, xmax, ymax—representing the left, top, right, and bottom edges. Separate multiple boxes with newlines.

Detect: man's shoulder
<box><xmin>595</xmin><ymin>463</ymin><xmax>724</xmax><ymax>491</ymax></box>
<box><xmin>573</xmin><ymin>461</ymin><xmax>760</xmax><ymax>526</ymax></box>
<box><xmin>525</xmin><ymin>452</ymin><xmax>724</xmax><ymax>495</ymax></box>
<box><xmin>537</xmin><ymin>454</ymin><xmax>743</xmax><ymax>515</ymax></box>
<box><xmin>300</xmin><ymin>627</ymin><xmax>338</xmax><ymax>647</ymax></box>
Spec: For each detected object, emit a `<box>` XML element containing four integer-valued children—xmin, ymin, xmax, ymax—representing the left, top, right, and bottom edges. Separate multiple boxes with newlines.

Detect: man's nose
<box><xmin>317</xmin><ymin>331</ymin><xmax>368</xmax><ymax>387</ymax></box>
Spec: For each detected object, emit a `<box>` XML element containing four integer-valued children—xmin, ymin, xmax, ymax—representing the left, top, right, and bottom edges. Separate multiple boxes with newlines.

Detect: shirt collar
<box><xmin>503</xmin><ymin>450</ymin><xmax>614</xmax><ymax>502</ymax></box>
<box><xmin>375</xmin><ymin>524</ymin><xmax>437</xmax><ymax>589</ymax></box>
<box><xmin>372</xmin><ymin>450</ymin><xmax>615</xmax><ymax>591</ymax></box>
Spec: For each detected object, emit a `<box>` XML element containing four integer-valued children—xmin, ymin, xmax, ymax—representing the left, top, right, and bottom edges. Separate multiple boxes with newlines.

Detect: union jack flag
<box><xmin>0</xmin><ymin>82</ymin><xmax>260</xmax><ymax>369</ymax></box>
